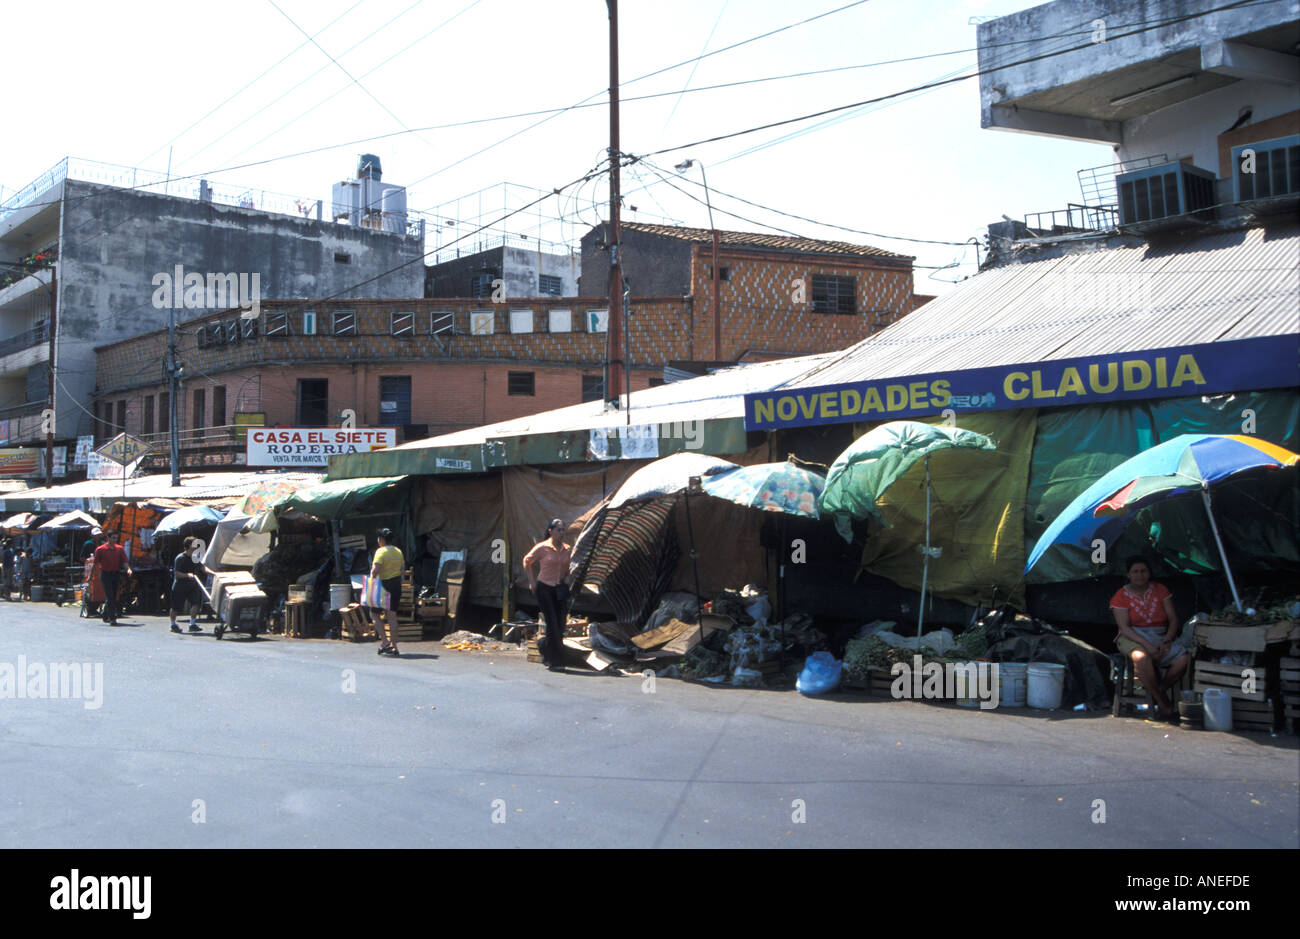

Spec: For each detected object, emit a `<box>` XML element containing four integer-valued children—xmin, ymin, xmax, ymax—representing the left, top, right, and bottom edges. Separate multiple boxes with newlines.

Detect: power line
<box><xmin>220</xmin><ymin>0</ymin><xmax>483</xmax><ymax>167</ymax></box>
<box><xmin>639</xmin><ymin>157</ymin><xmax>971</xmax><ymax>246</ymax></box>
<box><xmin>403</xmin><ymin>0</ymin><xmax>882</xmax><ymax>206</ymax></box>
<box><xmin>265</xmin><ymin>0</ymin><xmax>420</xmax><ymax>136</ymax></box>
<box><xmin>137</xmin><ymin>0</ymin><xmax>369</xmax><ymax>168</ymax></box>
<box><xmin>176</xmin><ymin>0</ymin><xmax>431</xmax><ymax>172</ymax></box>
<box><xmin>635</xmin><ymin>0</ymin><xmax>1270</xmax><ymax>159</ymax></box>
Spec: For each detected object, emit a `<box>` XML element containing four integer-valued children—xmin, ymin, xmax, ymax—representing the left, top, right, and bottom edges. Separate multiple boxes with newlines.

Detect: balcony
<box><xmin>0</xmin><ymin>322</ymin><xmax>49</xmax><ymax>359</ymax></box>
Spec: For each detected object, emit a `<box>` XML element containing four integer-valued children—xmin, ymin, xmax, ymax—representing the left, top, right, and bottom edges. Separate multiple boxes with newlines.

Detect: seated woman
<box><xmin>1110</xmin><ymin>555</ymin><xmax>1193</xmax><ymax>721</ymax></box>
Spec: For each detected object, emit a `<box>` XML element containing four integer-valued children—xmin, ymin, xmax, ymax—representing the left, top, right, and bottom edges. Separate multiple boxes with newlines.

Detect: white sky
<box><xmin>3</xmin><ymin>0</ymin><xmax>1114</xmax><ymax>294</ymax></box>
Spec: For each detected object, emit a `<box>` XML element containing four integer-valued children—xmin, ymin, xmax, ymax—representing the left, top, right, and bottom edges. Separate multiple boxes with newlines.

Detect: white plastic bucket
<box><xmin>998</xmin><ymin>662</ymin><xmax>1029</xmax><ymax>708</ymax></box>
<box><xmin>1202</xmin><ymin>688</ymin><xmax>1233</xmax><ymax>731</ymax></box>
<box><xmin>954</xmin><ymin>663</ymin><xmax>981</xmax><ymax>708</ymax></box>
<box><xmin>329</xmin><ymin>583</ymin><xmax>352</xmax><ymax>611</ymax></box>
<box><xmin>1027</xmin><ymin>663</ymin><xmax>1067</xmax><ymax>710</ymax></box>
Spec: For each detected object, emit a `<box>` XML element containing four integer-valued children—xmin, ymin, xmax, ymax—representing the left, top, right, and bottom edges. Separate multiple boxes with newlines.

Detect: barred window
<box><xmin>508</xmin><ymin>371</ymin><xmax>535</xmax><ymax>396</ymax></box>
<box><xmin>811</xmin><ymin>274</ymin><xmax>855</xmax><ymax>315</ymax></box>
<box><xmin>332</xmin><ymin>310</ymin><xmax>356</xmax><ymax>336</ymax></box>
<box><xmin>391</xmin><ymin>311</ymin><xmax>415</xmax><ymax>337</ymax></box>
<box><xmin>265</xmin><ymin>311</ymin><xmax>290</xmax><ymax>336</ymax></box>
<box><xmin>538</xmin><ymin>273</ymin><xmax>562</xmax><ymax>296</ymax></box>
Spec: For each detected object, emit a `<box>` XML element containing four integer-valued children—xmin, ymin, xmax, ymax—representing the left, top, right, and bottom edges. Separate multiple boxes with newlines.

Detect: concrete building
<box><xmin>978</xmin><ymin>0</ymin><xmax>1299</xmax><ymax>237</ymax></box>
<box><xmin>579</xmin><ymin>222</ymin><xmax>922</xmax><ymax>362</ymax></box>
<box><xmin>0</xmin><ymin>157</ymin><xmax>426</xmax><ymax>474</ymax></box>
<box><xmin>424</xmin><ymin>237</ymin><xmax>580</xmax><ymax>300</ymax></box>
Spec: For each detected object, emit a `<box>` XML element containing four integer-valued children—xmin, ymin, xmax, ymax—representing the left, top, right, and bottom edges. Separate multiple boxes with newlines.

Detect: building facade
<box><xmin>425</xmin><ymin>239</ymin><xmax>580</xmax><ymax>300</ymax></box>
<box><xmin>0</xmin><ymin>158</ymin><xmax>426</xmax><ymax>470</ymax></box>
<box><xmin>579</xmin><ymin>222</ymin><xmax>922</xmax><ymax>362</ymax></box>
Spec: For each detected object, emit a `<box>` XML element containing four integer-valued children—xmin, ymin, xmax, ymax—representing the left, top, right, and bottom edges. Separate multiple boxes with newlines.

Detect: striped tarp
<box><xmin>570</xmin><ymin>496</ymin><xmax>680</xmax><ymax>627</ymax></box>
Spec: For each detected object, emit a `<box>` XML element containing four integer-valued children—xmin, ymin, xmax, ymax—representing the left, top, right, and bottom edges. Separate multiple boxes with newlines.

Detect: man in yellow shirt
<box><xmin>370</xmin><ymin>529</ymin><xmax>405</xmax><ymax>656</ymax></box>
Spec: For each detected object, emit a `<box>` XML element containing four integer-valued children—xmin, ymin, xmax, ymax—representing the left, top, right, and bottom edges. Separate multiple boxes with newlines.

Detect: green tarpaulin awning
<box><xmin>274</xmin><ymin>476</ymin><xmax>409</xmax><ymax>521</ymax></box>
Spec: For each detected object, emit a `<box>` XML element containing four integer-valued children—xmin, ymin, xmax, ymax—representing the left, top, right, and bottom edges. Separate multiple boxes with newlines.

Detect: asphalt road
<box><xmin>2</xmin><ymin>600</ymin><xmax>1296</xmax><ymax>849</ymax></box>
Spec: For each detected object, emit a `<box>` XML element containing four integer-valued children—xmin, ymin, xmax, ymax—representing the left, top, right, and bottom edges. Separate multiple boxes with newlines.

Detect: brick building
<box><xmin>89</xmin><ymin>226</ymin><xmax>927</xmax><ymax>472</ymax></box>
<box><xmin>579</xmin><ymin>222</ymin><xmax>921</xmax><ymax>360</ymax></box>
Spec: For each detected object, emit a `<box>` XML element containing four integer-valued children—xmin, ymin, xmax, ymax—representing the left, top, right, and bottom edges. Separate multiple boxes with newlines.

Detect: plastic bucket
<box><xmin>1202</xmin><ymin>688</ymin><xmax>1233</xmax><ymax>731</ymax></box>
<box><xmin>1026</xmin><ymin>663</ymin><xmax>1067</xmax><ymax>710</ymax></box>
<box><xmin>954</xmin><ymin>664</ymin><xmax>980</xmax><ymax>707</ymax></box>
<box><xmin>998</xmin><ymin>662</ymin><xmax>1029</xmax><ymax>708</ymax></box>
<box><xmin>329</xmin><ymin>583</ymin><xmax>352</xmax><ymax>611</ymax></box>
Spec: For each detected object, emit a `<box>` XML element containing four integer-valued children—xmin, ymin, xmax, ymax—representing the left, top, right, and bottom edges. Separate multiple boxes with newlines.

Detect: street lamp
<box><xmin>675</xmin><ymin>158</ymin><xmax>721</xmax><ymax>360</ymax></box>
<box><xmin>674</xmin><ymin>158</ymin><xmax>714</xmax><ymax>230</ymax></box>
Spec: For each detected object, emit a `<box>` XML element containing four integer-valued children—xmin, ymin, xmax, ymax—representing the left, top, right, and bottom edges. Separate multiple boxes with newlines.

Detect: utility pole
<box><xmin>44</xmin><ymin>269</ymin><xmax>56</xmax><ymax>488</ymax></box>
<box><xmin>605</xmin><ymin>0</ymin><xmax>625</xmax><ymax>409</ymax></box>
<box><xmin>168</xmin><ymin>307</ymin><xmax>180</xmax><ymax>486</ymax></box>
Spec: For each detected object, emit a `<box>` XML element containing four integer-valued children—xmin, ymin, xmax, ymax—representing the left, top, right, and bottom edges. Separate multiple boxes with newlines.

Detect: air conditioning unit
<box><xmin>1232</xmin><ymin>135</ymin><xmax>1300</xmax><ymax>203</ymax></box>
<box><xmin>1116</xmin><ymin>161</ymin><xmax>1216</xmax><ymax>225</ymax></box>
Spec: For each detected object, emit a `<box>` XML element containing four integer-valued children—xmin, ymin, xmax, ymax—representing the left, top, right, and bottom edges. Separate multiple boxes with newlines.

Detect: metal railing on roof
<box><xmin>1022</xmin><ymin>204</ymin><xmax>1118</xmax><ymax>237</ymax></box>
<box><xmin>1077</xmin><ymin>154</ymin><xmax>1169</xmax><ymax>208</ymax></box>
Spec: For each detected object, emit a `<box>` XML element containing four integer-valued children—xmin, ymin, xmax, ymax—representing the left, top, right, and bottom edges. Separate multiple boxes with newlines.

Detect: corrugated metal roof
<box><xmin>4</xmin><ymin>471</ymin><xmax>325</xmax><ymax>505</ymax></box>
<box><xmin>386</xmin><ymin>353</ymin><xmax>833</xmax><ymax>453</ymax></box>
<box><xmin>781</xmin><ymin>223</ymin><xmax>1300</xmax><ymax>390</ymax></box>
<box><xmin>620</xmin><ymin>221</ymin><xmax>910</xmax><ymax>261</ymax></box>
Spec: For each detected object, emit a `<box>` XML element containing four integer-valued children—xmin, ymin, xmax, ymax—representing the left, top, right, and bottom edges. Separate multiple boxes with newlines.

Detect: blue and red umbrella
<box><xmin>1025</xmin><ymin>434</ymin><xmax>1299</xmax><ymax>608</ymax></box>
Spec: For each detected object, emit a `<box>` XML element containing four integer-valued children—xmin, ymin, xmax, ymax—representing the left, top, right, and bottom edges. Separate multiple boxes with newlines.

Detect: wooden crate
<box><xmin>340</xmin><ymin>603</ymin><xmax>377</xmax><ymax>642</ymax></box>
<box><xmin>1194</xmin><ymin>660</ymin><xmax>1268</xmax><ymax>702</ymax></box>
<box><xmin>867</xmin><ymin>667</ymin><xmax>897</xmax><ymax>699</ymax></box>
<box><xmin>284</xmin><ymin>600</ymin><xmax>308</xmax><ymax>639</ymax></box>
<box><xmin>1231</xmin><ymin>696</ymin><xmax>1275</xmax><ymax>732</ymax></box>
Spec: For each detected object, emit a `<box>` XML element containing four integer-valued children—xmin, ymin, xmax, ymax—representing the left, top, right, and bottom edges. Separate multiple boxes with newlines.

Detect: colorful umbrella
<box><xmin>233</xmin><ymin>478</ymin><xmax>300</xmax><ymax>517</ymax></box>
<box><xmin>1025</xmin><ymin>434</ymin><xmax>1300</xmax><ymax>609</ymax></box>
<box><xmin>820</xmin><ymin>420</ymin><xmax>998</xmax><ymax>637</ymax></box>
<box><xmin>701</xmin><ymin>461</ymin><xmax>825</xmax><ymax>518</ymax></box>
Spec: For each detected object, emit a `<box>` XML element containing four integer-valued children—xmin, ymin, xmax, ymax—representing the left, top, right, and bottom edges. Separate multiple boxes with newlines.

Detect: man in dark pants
<box><xmin>93</xmin><ymin>531</ymin><xmax>133</xmax><ymax>625</ymax></box>
<box><xmin>523</xmin><ymin>519</ymin><xmax>572</xmax><ymax>672</ymax></box>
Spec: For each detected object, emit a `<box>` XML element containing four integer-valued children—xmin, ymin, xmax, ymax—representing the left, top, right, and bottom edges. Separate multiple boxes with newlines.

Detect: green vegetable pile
<box><xmin>843</xmin><ymin>637</ymin><xmax>912</xmax><ymax>683</ymax></box>
<box><xmin>680</xmin><ymin>646</ymin><xmax>728</xmax><ymax>680</ymax></box>
<box><xmin>951</xmin><ymin>620</ymin><xmax>990</xmax><ymax>660</ymax></box>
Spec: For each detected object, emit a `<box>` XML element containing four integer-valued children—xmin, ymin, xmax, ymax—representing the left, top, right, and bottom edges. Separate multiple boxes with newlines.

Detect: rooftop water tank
<box><xmin>358</xmin><ymin>154</ymin><xmax>382</xmax><ymax>181</ymax></box>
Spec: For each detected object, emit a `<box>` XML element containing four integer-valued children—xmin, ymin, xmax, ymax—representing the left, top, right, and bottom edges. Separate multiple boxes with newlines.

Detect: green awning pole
<box><xmin>1201</xmin><ymin>487</ymin><xmax>1242</xmax><ymax>612</ymax></box>
<box><xmin>918</xmin><ymin>456</ymin><xmax>930</xmax><ymax>640</ymax></box>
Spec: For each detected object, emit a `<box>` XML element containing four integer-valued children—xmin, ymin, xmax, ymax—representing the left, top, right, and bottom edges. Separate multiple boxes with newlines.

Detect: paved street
<box><xmin>2</xmin><ymin>600</ymin><xmax>1296</xmax><ymax>849</ymax></box>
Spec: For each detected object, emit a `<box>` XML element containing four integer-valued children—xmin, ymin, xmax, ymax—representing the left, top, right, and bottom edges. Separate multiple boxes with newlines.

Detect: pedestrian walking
<box><xmin>522</xmin><ymin>519</ymin><xmax>572</xmax><ymax>672</ymax></box>
<box><xmin>17</xmin><ymin>549</ymin><xmax>32</xmax><ymax>601</ymax></box>
<box><xmin>170</xmin><ymin>537</ymin><xmax>208</xmax><ymax>634</ymax></box>
<box><xmin>368</xmin><ymin>528</ymin><xmax>405</xmax><ymax>657</ymax></box>
<box><xmin>93</xmin><ymin>531</ymin><xmax>133</xmax><ymax>625</ymax></box>
<box><xmin>1</xmin><ymin>541</ymin><xmax>13</xmax><ymax>601</ymax></box>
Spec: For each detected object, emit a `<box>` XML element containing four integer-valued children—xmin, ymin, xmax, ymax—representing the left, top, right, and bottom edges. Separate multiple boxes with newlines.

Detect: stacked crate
<box><xmin>1194</xmin><ymin>660</ymin><xmax>1274</xmax><ymax>733</ymax></box>
<box><xmin>340</xmin><ymin>603</ymin><xmax>376</xmax><ymax>642</ymax></box>
<box><xmin>395</xmin><ymin>572</ymin><xmax>422</xmax><ymax>643</ymax></box>
<box><xmin>1281</xmin><ymin>657</ymin><xmax>1300</xmax><ymax>734</ymax></box>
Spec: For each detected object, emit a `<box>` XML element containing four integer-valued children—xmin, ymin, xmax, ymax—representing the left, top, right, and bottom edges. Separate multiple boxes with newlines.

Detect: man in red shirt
<box><xmin>93</xmin><ymin>531</ymin><xmax>134</xmax><ymax>625</ymax></box>
<box><xmin>522</xmin><ymin>519</ymin><xmax>572</xmax><ymax>672</ymax></box>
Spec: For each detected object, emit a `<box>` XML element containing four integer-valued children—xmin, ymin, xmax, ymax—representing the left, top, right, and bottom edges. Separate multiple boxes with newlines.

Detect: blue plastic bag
<box><xmin>796</xmin><ymin>651</ymin><xmax>842</xmax><ymax>695</ymax></box>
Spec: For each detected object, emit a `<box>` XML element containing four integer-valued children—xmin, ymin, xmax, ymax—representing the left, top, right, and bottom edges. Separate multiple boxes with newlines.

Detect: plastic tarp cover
<box><xmin>668</xmin><ymin>493</ymin><xmax>766</xmax><ymax>596</ymax></box>
<box><xmin>412</xmin><ymin>475</ymin><xmax>505</xmax><ymax>607</ymax></box>
<box><xmin>856</xmin><ymin>408</ymin><xmax>1038</xmax><ymax>608</ymax></box>
<box><xmin>503</xmin><ymin>462</ymin><xmax>644</xmax><ymax>592</ymax></box>
<box><xmin>277</xmin><ymin>476</ymin><xmax>408</xmax><ymax>520</ymax></box>
<box><xmin>1027</xmin><ymin>390</ymin><xmax>1300</xmax><ymax>582</ymax></box>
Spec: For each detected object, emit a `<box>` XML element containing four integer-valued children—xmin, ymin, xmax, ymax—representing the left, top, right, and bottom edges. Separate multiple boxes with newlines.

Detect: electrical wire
<box><xmin>137</xmin><ymin>0</ymin><xmax>369</xmax><ymax>168</ymax></box>
<box><xmin>635</xmin><ymin>0</ymin><xmax>1270</xmax><ymax>159</ymax></box>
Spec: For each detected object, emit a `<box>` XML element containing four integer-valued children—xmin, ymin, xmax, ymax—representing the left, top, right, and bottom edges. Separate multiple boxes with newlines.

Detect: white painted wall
<box><xmin>1119</xmin><ymin>79</ymin><xmax>1300</xmax><ymax>171</ymax></box>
